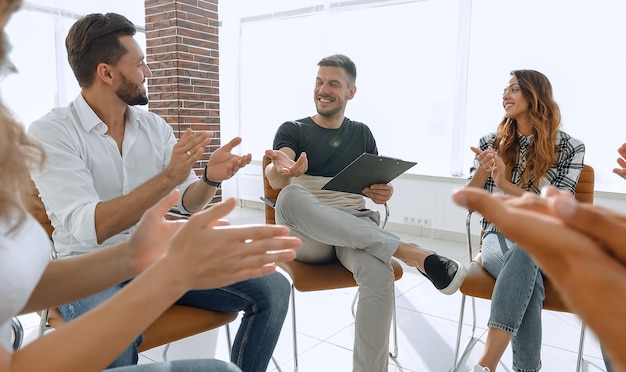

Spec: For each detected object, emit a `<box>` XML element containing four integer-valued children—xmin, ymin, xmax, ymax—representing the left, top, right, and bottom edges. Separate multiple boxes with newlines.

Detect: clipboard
<box><xmin>322</xmin><ymin>153</ymin><xmax>417</xmax><ymax>195</ymax></box>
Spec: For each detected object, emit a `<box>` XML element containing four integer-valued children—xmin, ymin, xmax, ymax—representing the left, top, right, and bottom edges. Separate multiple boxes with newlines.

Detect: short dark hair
<box><xmin>317</xmin><ymin>54</ymin><xmax>357</xmax><ymax>86</ymax></box>
<box><xmin>65</xmin><ymin>13</ymin><xmax>136</xmax><ymax>88</ymax></box>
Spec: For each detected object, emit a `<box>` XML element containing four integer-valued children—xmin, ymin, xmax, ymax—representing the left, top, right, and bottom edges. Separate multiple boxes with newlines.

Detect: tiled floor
<box><xmin>18</xmin><ymin>205</ymin><xmax>608</xmax><ymax>372</ymax></box>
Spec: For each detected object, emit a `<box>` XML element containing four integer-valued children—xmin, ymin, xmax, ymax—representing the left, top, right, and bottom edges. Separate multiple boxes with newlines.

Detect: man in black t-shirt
<box><xmin>265</xmin><ymin>54</ymin><xmax>466</xmax><ymax>372</ymax></box>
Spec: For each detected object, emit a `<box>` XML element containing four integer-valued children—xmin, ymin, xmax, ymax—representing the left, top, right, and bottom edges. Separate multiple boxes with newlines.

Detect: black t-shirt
<box><xmin>273</xmin><ymin>117</ymin><xmax>378</xmax><ymax>177</ymax></box>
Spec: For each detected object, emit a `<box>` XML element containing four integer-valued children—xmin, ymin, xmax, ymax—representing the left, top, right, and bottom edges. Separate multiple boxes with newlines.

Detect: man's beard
<box><xmin>315</xmin><ymin>102</ymin><xmax>342</xmax><ymax>118</ymax></box>
<box><xmin>116</xmin><ymin>72</ymin><xmax>148</xmax><ymax>106</ymax></box>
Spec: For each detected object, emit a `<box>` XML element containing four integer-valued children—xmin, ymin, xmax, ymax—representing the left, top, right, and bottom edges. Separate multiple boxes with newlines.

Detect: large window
<box><xmin>235</xmin><ymin>0</ymin><xmax>464</xmax><ymax>177</ymax></box>
<box><xmin>1</xmin><ymin>0</ymin><xmax>145</xmax><ymax>129</ymax></box>
<box><xmin>221</xmin><ymin>0</ymin><xmax>626</xmax><ymax>192</ymax></box>
<box><xmin>463</xmin><ymin>0</ymin><xmax>626</xmax><ymax>192</ymax></box>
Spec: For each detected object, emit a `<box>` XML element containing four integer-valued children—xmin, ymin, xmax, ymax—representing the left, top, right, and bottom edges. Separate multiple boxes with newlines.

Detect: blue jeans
<box><xmin>481</xmin><ymin>231</ymin><xmax>545</xmax><ymax>372</ymax></box>
<box><xmin>109</xmin><ymin>359</ymin><xmax>241</xmax><ymax>371</ymax></box>
<box><xmin>59</xmin><ymin>272</ymin><xmax>290</xmax><ymax>372</ymax></box>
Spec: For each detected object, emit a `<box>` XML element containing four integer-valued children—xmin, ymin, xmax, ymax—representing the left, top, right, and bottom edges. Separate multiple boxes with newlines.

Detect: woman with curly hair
<box><xmin>466</xmin><ymin>70</ymin><xmax>585</xmax><ymax>372</ymax></box>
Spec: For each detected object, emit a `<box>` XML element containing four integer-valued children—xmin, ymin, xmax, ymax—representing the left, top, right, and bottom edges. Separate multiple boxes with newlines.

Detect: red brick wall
<box><xmin>144</xmin><ymin>0</ymin><xmax>221</xmax><ymax>201</ymax></box>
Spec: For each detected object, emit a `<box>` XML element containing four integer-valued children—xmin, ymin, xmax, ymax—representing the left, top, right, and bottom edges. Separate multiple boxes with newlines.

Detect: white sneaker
<box><xmin>471</xmin><ymin>365</ymin><xmax>490</xmax><ymax>372</ymax></box>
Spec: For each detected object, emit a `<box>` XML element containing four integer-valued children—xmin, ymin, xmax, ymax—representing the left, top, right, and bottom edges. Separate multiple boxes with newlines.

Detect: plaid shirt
<box><xmin>469</xmin><ymin>130</ymin><xmax>585</xmax><ymax>232</ymax></box>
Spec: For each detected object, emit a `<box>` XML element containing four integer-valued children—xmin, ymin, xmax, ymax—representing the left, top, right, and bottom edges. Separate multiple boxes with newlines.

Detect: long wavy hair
<box><xmin>0</xmin><ymin>0</ymin><xmax>45</xmax><ymax>232</ymax></box>
<box><xmin>0</xmin><ymin>102</ymin><xmax>45</xmax><ymax>232</ymax></box>
<box><xmin>494</xmin><ymin>70</ymin><xmax>561</xmax><ymax>189</ymax></box>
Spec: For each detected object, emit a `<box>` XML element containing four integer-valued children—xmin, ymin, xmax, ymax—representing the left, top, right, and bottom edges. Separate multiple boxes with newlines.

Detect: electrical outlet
<box><xmin>403</xmin><ymin>216</ymin><xmax>416</xmax><ymax>224</ymax></box>
<box><xmin>419</xmin><ymin>218</ymin><xmax>432</xmax><ymax>227</ymax></box>
<box><xmin>403</xmin><ymin>216</ymin><xmax>431</xmax><ymax>227</ymax></box>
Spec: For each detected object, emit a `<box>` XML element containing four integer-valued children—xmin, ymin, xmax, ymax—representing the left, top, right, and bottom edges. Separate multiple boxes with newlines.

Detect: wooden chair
<box><xmin>451</xmin><ymin>164</ymin><xmax>595</xmax><ymax>372</ymax></box>
<box><xmin>262</xmin><ymin>155</ymin><xmax>404</xmax><ymax>371</ymax></box>
<box><xmin>22</xmin><ymin>179</ymin><xmax>238</xmax><ymax>360</ymax></box>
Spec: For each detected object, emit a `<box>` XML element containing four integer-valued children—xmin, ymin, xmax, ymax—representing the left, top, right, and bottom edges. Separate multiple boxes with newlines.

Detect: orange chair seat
<box><xmin>43</xmin><ymin>304</ymin><xmax>236</xmax><ymax>352</ymax></box>
<box><xmin>279</xmin><ymin>258</ymin><xmax>404</xmax><ymax>292</ymax></box>
<box><xmin>460</xmin><ymin>258</ymin><xmax>570</xmax><ymax>313</ymax></box>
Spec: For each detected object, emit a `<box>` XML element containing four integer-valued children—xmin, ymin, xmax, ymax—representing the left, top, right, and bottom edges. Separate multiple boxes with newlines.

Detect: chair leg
<box><xmin>290</xmin><ymin>284</ymin><xmax>299</xmax><ymax>372</ymax></box>
<box><xmin>389</xmin><ymin>286</ymin><xmax>399</xmax><ymax>359</ymax></box>
<box><xmin>575</xmin><ymin>323</ymin><xmax>586</xmax><ymax>372</ymax></box>
<box><xmin>11</xmin><ymin>317</ymin><xmax>23</xmax><ymax>351</ymax></box>
<box><xmin>38</xmin><ymin>309</ymin><xmax>50</xmax><ymax>337</ymax></box>
<box><xmin>451</xmin><ymin>295</ymin><xmax>480</xmax><ymax>372</ymax></box>
<box><xmin>162</xmin><ymin>343</ymin><xmax>171</xmax><ymax>361</ymax></box>
<box><xmin>226</xmin><ymin>323</ymin><xmax>233</xmax><ymax>359</ymax></box>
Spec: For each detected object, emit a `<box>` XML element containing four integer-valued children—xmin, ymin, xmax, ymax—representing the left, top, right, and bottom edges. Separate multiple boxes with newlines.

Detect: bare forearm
<box><xmin>180</xmin><ymin>180</ymin><xmax>216</xmax><ymax>213</ymax></box>
<box><xmin>265</xmin><ymin>163</ymin><xmax>291</xmax><ymax>189</ymax></box>
<box><xmin>21</xmin><ymin>242</ymin><xmax>137</xmax><ymax>313</ymax></box>
<box><xmin>466</xmin><ymin>168</ymin><xmax>490</xmax><ymax>189</ymax></box>
<box><xmin>11</xmin><ymin>260</ymin><xmax>186</xmax><ymax>372</ymax></box>
<box><xmin>95</xmin><ymin>173</ymin><xmax>178</xmax><ymax>243</ymax></box>
<box><xmin>549</xmin><ymin>264</ymin><xmax>626</xmax><ymax>372</ymax></box>
<box><xmin>495</xmin><ymin>180</ymin><xmax>525</xmax><ymax>196</ymax></box>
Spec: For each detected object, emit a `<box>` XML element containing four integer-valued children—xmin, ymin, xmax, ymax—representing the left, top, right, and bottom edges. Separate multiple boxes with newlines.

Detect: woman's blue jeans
<box><xmin>481</xmin><ymin>231</ymin><xmax>545</xmax><ymax>372</ymax></box>
<box><xmin>59</xmin><ymin>272</ymin><xmax>290</xmax><ymax>372</ymax></box>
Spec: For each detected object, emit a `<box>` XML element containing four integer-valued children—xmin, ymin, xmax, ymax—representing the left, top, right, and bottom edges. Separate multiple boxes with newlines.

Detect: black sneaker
<box><xmin>420</xmin><ymin>254</ymin><xmax>467</xmax><ymax>295</ymax></box>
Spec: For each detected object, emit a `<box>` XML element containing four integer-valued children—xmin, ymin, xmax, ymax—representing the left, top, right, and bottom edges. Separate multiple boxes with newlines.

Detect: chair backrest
<box><xmin>22</xmin><ymin>179</ymin><xmax>54</xmax><ymax>239</ymax></box>
<box><xmin>263</xmin><ymin>155</ymin><xmax>281</xmax><ymax>224</ymax></box>
<box><xmin>575</xmin><ymin>164</ymin><xmax>594</xmax><ymax>203</ymax></box>
<box><xmin>462</xmin><ymin>164</ymin><xmax>596</xmax><ymax>312</ymax></box>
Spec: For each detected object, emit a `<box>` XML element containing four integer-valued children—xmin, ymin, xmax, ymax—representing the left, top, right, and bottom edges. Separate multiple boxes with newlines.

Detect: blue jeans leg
<box><xmin>482</xmin><ymin>232</ymin><xmax>544</xmax><ymax>372</ymax></box>
<box><xmin>107</xmin><ymin>359</ymin><xmax>241</xmax><ymax>372</ymax></box>
<box><xmin>59</xmin><ymin>284</ymin><xmax>140</xmax><ymax>369</ymax></box>
<box><xmin>174</xmin><ymin>272</ymin><xmax>291</xmax><ymax>372</ymax></box>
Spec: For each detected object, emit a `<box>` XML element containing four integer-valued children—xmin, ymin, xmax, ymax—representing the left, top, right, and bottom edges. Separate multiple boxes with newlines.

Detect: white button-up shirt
<box><xmin>28</xmin><ymin>94</ymin><xmax>197</xmax><ymax>256</ymax></box>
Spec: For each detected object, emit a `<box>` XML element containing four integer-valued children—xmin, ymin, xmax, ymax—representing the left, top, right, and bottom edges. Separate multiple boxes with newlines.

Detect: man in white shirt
<box><xmin>28</xmin><ymin>13</ymin><xmax>289</xmax><ymax>372</ymax></box>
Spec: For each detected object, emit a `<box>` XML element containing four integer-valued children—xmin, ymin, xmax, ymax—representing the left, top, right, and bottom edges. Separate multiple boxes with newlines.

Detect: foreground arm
<box><xmin>4</xmin><ymin>192</ymin><xmax>300</xmax><ymax>372</ymax></box>
<box><xmin>452</xmin><ymin>186</ymin><xmax>626</xmax><ymax>372</ymax></box>
<box><xmin>181</xmin><ymin>136</ymin><xmax>252</xmax><ymax>212</ymax></box>
<box><xmin>21</xmin><ymin>241</ymin><xmax>151</xmax><ymax>314</ymax></box>
<box><xmin>264</xmin><ymin>149</ymin><xmax>308</xmax><ymax>190</ymax></box>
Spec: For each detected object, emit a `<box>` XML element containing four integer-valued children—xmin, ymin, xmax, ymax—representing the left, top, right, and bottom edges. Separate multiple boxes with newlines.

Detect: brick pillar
<box><xmin>144</xmin><ymin>0</ymin><xmax>221</xmax><ymax>202</ymax></box>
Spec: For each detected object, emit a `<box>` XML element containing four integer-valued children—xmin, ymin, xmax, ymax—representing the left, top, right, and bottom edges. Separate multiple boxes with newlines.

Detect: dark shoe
<box><xmin>420</xmin><ymin>254</ymin><xmax>466</xmax><ymax>295</ymax></box>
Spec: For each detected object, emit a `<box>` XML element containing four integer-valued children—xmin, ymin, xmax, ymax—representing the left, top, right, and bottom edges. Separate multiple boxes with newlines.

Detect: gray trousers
<box><xmin>275</xmin><ymin>184</ymin><xmax>401</xmax><ymax>372</ymax></box>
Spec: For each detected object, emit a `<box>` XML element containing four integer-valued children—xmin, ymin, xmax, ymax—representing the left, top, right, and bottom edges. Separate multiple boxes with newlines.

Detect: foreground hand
<box><xmin>363</xmin><ymin>183</ymin><xmax>393</xmax><ymax>204</ymax></box>
<box><xmin>265</xmin><ymin>149</ymin><xmax>308</xmax><ymax>177</ymax></box>
<box><xmin>165</xmin><ymin>197</ymin><xmax>300</xmax><ymax>290</ymax></box>
<box><xmin>613</xmin><ymin>142</ymin><xmax>626</xmax><ymax>180</ymax></box>
<box><xmin>205</xmin><ymin>137</ymin><xmax>252</xmax><ymax>182</ymax></box>
<box><xmin>128</xmin><ymin>190</ymin><xmax>188</xmax><ymax>273</ymax></box>
<box><xmin>452</xmin><ymin>186</ymin><xmax>626</xmax><ymax>369</ymax></box>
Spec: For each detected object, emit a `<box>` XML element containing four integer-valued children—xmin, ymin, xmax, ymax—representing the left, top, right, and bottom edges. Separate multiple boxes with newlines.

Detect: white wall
<box><xmin>218</xmin><ymin>0</ymin><xmax>626</xmax><ymax>240</ymax></box>
<box><xmin>228</xmin><ymin>160</ymin><xmax>626</xmax><ymax>242</ymax></box>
